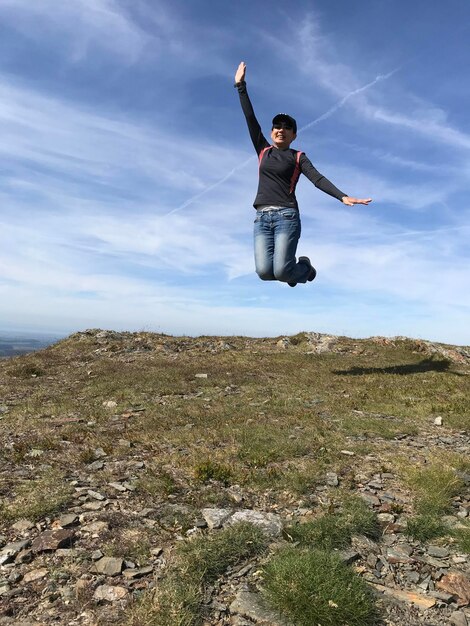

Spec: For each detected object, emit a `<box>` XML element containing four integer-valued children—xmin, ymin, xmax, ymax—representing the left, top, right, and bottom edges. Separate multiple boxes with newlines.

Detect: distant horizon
<box><xmin>0</xmin><ymin>328</ymin><xmax>65</xmax><ymax>340</ymax></box>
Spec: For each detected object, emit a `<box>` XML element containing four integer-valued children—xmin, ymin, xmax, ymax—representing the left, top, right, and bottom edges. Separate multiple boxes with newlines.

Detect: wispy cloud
<box><xmin>0</xmin><ymin>76</ymin><xmax>249</xmax><ymax>205</ymax></box>
<box><xmin>0</xmin><ymin>0</ymin><xmax>150</xmax><ymax>62</ymax></box>
<box><xmin>263</xmin><ymin>14</ymin><xmax>470</xmax><ymax>153</ymax></box>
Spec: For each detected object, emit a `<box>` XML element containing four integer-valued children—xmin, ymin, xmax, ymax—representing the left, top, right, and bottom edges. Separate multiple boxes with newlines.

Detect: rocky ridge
<box><xmin>0</xmin><ymin>329</ymin><xmax>469</xmax><ymax>625</ymax></box>
<box><xmin>0</xmin><ymin>444</ymin><xmax>468</xmax><ymax>625</ymax></box>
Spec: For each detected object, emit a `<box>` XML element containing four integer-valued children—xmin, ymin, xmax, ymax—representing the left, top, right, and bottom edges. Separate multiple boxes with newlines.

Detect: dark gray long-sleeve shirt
<box><xmin>236</xmin><ymin>81</ymin><xmax>347</xmax><ymax>209</ymax></box>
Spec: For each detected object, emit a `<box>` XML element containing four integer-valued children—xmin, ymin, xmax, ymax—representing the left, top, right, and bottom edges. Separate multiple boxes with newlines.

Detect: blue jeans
<box><xmin>253</xmin><ymin>208</ymin><xmax>310</xmax><ymax>283</ymax></box>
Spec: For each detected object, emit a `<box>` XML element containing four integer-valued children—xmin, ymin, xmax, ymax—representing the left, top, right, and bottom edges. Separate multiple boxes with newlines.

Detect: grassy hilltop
<box><xmin>0</xmin><ymin>330</ymin><xmax>469</xmax><ymax>625</ymax></box>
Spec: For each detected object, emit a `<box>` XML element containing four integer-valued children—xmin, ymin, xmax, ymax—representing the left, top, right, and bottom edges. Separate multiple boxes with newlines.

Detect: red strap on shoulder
<box><xmin>289</xmin><ymin>151</ymin><xmax>303</xmax><ymax>194</ymax></box>
<box><xmin>258</xmin><ymin>146</ymin><xmax>272</xmax><ymax>170</ymax></box>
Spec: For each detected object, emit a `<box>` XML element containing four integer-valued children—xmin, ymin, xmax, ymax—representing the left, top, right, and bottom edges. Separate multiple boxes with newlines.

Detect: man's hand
<box><xmin>235</xmin><ymin>61</ymin><xmax>246</xmax><ymax>84</ymax></box>
<box><xmin>341</xmin><ymin>196</ymin><xmax>372</xmax><ymax>206</ymax></box>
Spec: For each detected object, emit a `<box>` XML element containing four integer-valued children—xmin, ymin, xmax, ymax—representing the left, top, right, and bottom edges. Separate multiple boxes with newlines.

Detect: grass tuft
<box><xmin>407</xmin><ymin>465</ymin><xmax>463</xmax><ymax>516</ymax></box>
<box><xmin>193</xmin><ymin>460</ymin><xmax>233</xmax><ymax>486</ymax></box>
<box><xmin>405</xmin><ymin>515</ymin><xmax>449</xmax><ymax>542</ymax></box>
<box><xmin>286</xmin><ymin>496</ymin><xmax>380</xmax><ymax>550</ymax></box>
<box><xmin>262</xmin><ymin>546</ymin><xmax>379</xmax><ymax>626</ymax></box>
<box><xmin>452</xmin><ymin>522</ymin><xmax>470</xmax><ymax>553</ymax></box>
<box><xmin>0</xmin><ymin>470</ymin><xmax>73</xmax><ymax>523</ymax></box>
<box><xmin>177</xmin><ymin>521</ymin><xmax>267</xmax><ymax>581</ymax></box>
<box><xmin>127</xmin><ymin>522</ymin><xmax>267</xmax><ymax>625</ymax></box>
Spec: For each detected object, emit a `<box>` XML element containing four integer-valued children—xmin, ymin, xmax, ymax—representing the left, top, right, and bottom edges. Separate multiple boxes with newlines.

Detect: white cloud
<box><xmin>0</xmin><ymin>76</ymin><xmax>249</xmax><ymax>202</ymax></box>
<box><xmin>0</xmin><ymin>0</ymin><xmax>149</xmax><ymax>62</ymax></box>
<box><xmin>261</xmin><ymin>13</ymin><xmax>470</xmax><ymax>154</ymax></box>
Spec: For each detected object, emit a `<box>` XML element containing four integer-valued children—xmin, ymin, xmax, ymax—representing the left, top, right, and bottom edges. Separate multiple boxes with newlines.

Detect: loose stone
<box><xmin>202</xmin><ymin>508</ymin><xmax>232</xmax><ymax>529</ymax></box>
<box><xmin>81</xmin><ymin>521</ymin><xmax>109</xmax><ymax>534</ymax></box>
<box><xmin>88</xmin><ymin>460</ymin><xmax>105</xmax><ymax>471</ymax></box>
<box><xmin>1</xmin><ymin>540</ymin><xmax>31</xmax><ymax>559</ymax></box>
<box><xmin>93</xmin><ymin>584</ymin><xmax>129</xmax><ymax>602</ymax></box>
<box><xmin>326</xmin><ymin>472</ymin><xmax>339</xmax><ymax>487</ymax></box>
<box><xmin>0</xmin><ymin>584</ymin><xmax>10</xmax><ymax>596</ymax></box>
<box><xmin>108</xmin><ymin>482</ymin><xmax>127</xmax><ymax>492</ymax></box>
<box><xmin>339</xmin><ymin>549</ymin><xmax>361</xmax><ymax>564</ymax></box>
<box><xmin>92</xmin><ymin>556</ymin><xmax>124</xmax><ymax>576</ymax></box>
<box><xmin>11</xmin><ymin>519</ymin><xmax>35</xmax><ymax>532</ymax></box>
<box><xmin>23</xmin><ymin>568</ymin><xmax>48</xmax><ymax>583</ymax></box>
<box><xmin>32</xmin><ymin>529</ymin><xmax>75</xmax><ymax>553</ymax></box>
<box><xmin>428</xmin><ymin>545</ymin><xmax>450</xmax><ymax>558</ymax></box>
<box><xmin>360</xmin><ymin>492</ymin><xmax>381</xmax><ymax>507</ymax></box>
<box><xmin>450</xmin><ymin>611</ymin><xmax>469</xmax><ymax>626</ymax></box>
<box><xmin>122</xmin><ymin>565</ymin><xmax>154</xmax><ymax>579</ymax></box>
<box><xmin>87</xmin><ymin>490</ymin><xmax>106</xmax><ymax>500</ymax></box>
<box><xmin>227</xmin><ymin>510</ymin><xmax>283</xmax><ymax>537</ymax></box>
<box><xmin>438</xmin><ymin>572</ymin><xmax>470</xmax><ymax>606</ymax></box>
<box><xmin>230</xmin><ymin>590</ymin><xmax>293</xmax><ymax>626</ymax></box>
<box><xmin>56</xmin><ymin>514</ymin><xmax>79</xmax><ymax>528</ymax></box>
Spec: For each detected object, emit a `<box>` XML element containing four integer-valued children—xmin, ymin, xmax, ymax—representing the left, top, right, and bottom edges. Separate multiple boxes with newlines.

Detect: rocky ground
<box><xmin>0</xmin><ymin>330</ymin><xmax>469</xmax><ymax>625</ymax></box>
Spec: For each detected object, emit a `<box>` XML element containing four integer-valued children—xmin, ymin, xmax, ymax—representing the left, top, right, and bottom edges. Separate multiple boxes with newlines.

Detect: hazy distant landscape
<box><xmin>0</xmin><ymin>331</ymin><xmax>62</xmax><ymax>357</ymax></box>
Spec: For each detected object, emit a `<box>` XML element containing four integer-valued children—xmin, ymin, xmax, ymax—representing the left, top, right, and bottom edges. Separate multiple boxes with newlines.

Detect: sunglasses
<box><xmin>272</xmin><ymin>122</ymin><xmax>294</xmax><ymax>131</ymax></box>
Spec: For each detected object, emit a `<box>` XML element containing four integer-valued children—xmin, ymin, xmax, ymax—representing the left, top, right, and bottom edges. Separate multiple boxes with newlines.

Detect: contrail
<box><xmin>164</xmin><ymin>156</ymin><xmax>255</xmax><ymax>216</ymax></box>
<box><xmin>300</xmin><ymin>68</ymin><xmax>400</xmax><ymax>132</ymax></box>
<box><xmin>164</xmin><ymin>68</ymin><xmax>399</xmax><ymax>217</ymax></box>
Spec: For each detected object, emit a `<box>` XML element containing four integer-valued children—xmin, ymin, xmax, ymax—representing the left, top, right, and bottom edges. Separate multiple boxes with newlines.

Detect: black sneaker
<box><xmin>299</xmin><ymin>256</ymin><xmax>317</xmax><ymax>282</ymax></box>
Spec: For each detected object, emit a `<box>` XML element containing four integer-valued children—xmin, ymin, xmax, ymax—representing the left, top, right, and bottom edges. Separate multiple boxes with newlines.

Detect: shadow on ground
<box><xmin>332</xmin><ymin>358</ymin><xmax>461</xmax><ymax>376</ymax></box>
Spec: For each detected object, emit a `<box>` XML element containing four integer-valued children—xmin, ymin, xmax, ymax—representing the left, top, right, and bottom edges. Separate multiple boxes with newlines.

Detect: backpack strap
<box><xmin>258</xmin><ymin>146</ymin><xmax>272</xmax><ymax>170</ymax></box>
<box><xmin>289</xmin><ymin>151</ymin><xmax>303</xmax><ymax>194</ymax></box>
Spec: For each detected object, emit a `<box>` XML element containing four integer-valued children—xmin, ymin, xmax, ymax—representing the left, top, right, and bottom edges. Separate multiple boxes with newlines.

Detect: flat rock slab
<box><xmin>372</xmin><ymin>584</ymin><xmax>436</xmax><ymax>610</ymax></box>
<box><xmin>438</xmin><ymin>573</ymin><xmax>470</xmax><ymax>606</ymax></box>
<box><xmin>230</xmin><ymin>591</ymin><xmax>293</xmax><ymax>626</ymax></box>
<box><xmin>81</xmin><ymin>521</ymin><xmax>109</xmax><ymax>534</ymax></box>
<box><xmin>227</xmin><ymin>511</ymin><xmax>283</xmax><ymax>537</ymax></box>
<box><xmin>11</xmin><ymin>519</ymin><xmax>35</xmax><ymax>532</ymax></box>
<box><xmin>386</xmin><ymin>547</ymin><xmax>414</xmax><ymax>564</ymax></box>
<box><xmin>56</xmin><ymin>514</ymin><xmax>79</xmax><ymax>528</ymax></box>
<box><xmin>1</xmin><ymin>540</ymin><xmax>31</xmax><ymax>558</ymax></box>
<box><xmin>450</xmin><ymin>611</ymin><xmax>469</xmax><ymax>626</ymax></box>
<box><xmin>428</xmin><ymin>545</ymin><xmax>450</xmax><ymax>558</ymax></box>
<box><xmin>92</xmin><ymin>556</ymin><xmax>124</xmax><ymax>576</ymax></box>
<box><xmin>32</xmin><ymin>529</ymin><xmax>75</xmax><ymax>552</ymax></box>
<box><xmin>23</xmin><ymin>568</ymin><xmax>48</xmax><ymax>583</ymax></box>
<box><xmin>202</xmin><ymin>508</ymin><xmax>232</xmax><ymax>529</ymax></box>
<box><xmin>201</xmin><ymin>508</ymin><xmax>283</xmax><ymax>536</ymax></box>
<box><xmin>123</xmin><ymin>565</ymin><xmax>154</xmax><ymax>579</ymax></box>
<box><xmin>93</xmin><ymin>584</ymin><xmax>129</xmax><ymax>602</ymax></box>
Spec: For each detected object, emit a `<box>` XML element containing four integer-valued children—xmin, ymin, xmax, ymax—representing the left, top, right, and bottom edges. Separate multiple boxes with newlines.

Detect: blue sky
<box><xmin>1</xmin><ymin>0</ymin><xmax>469</xmax><ymax>344</ymax></box>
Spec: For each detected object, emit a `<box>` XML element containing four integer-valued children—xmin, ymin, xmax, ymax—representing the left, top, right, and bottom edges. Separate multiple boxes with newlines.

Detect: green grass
<box><xmin>404</xmin><ymin>464</ymin><xmax>466</xmax><ymax>545</ymax></box>
<box><xmin>452</xmin><ymin>522</ymin><xmax>470</xmax><ymax>553</ymax></box>
<box><xmin>1</xmin><ymin>330</ymin><xmax>469</xmax><ymax>625</ymax></box>
<box><xmin>408</xmin><ymin>465</ymin><xmax>464</xmax><ymax>516</ymax></box>
<box><xmin>0</xmin><ymin>470</ymin><xmax>73</xmax><ymax>523</ymax></box>
<box><xmin>405</xmin><ymin>515</ymin><xmax>450</xmax><ymax>542</ymax></box>
<box><xmin>193</xmin><ymin>459</ymin><xmax>233</xmax><ymax>485</ymax></box>
<box><xmin>177</xmin><ymin>522</ymin><xmax>267</xmax><ymax>580</ymax></box>
<box><xmin>286</xmin><ymin>496</ymin><xmax>380</xmax><ymax>550</ymax></box>
<box><xmin>262</xmin><ymin>546</ymin><xmax>379</xmax><ymax>626</ymax></box>
<box><xmin>127</xmin><ymin>522</ymin><xmax>268</xmax><ymax>626</ymax></box>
